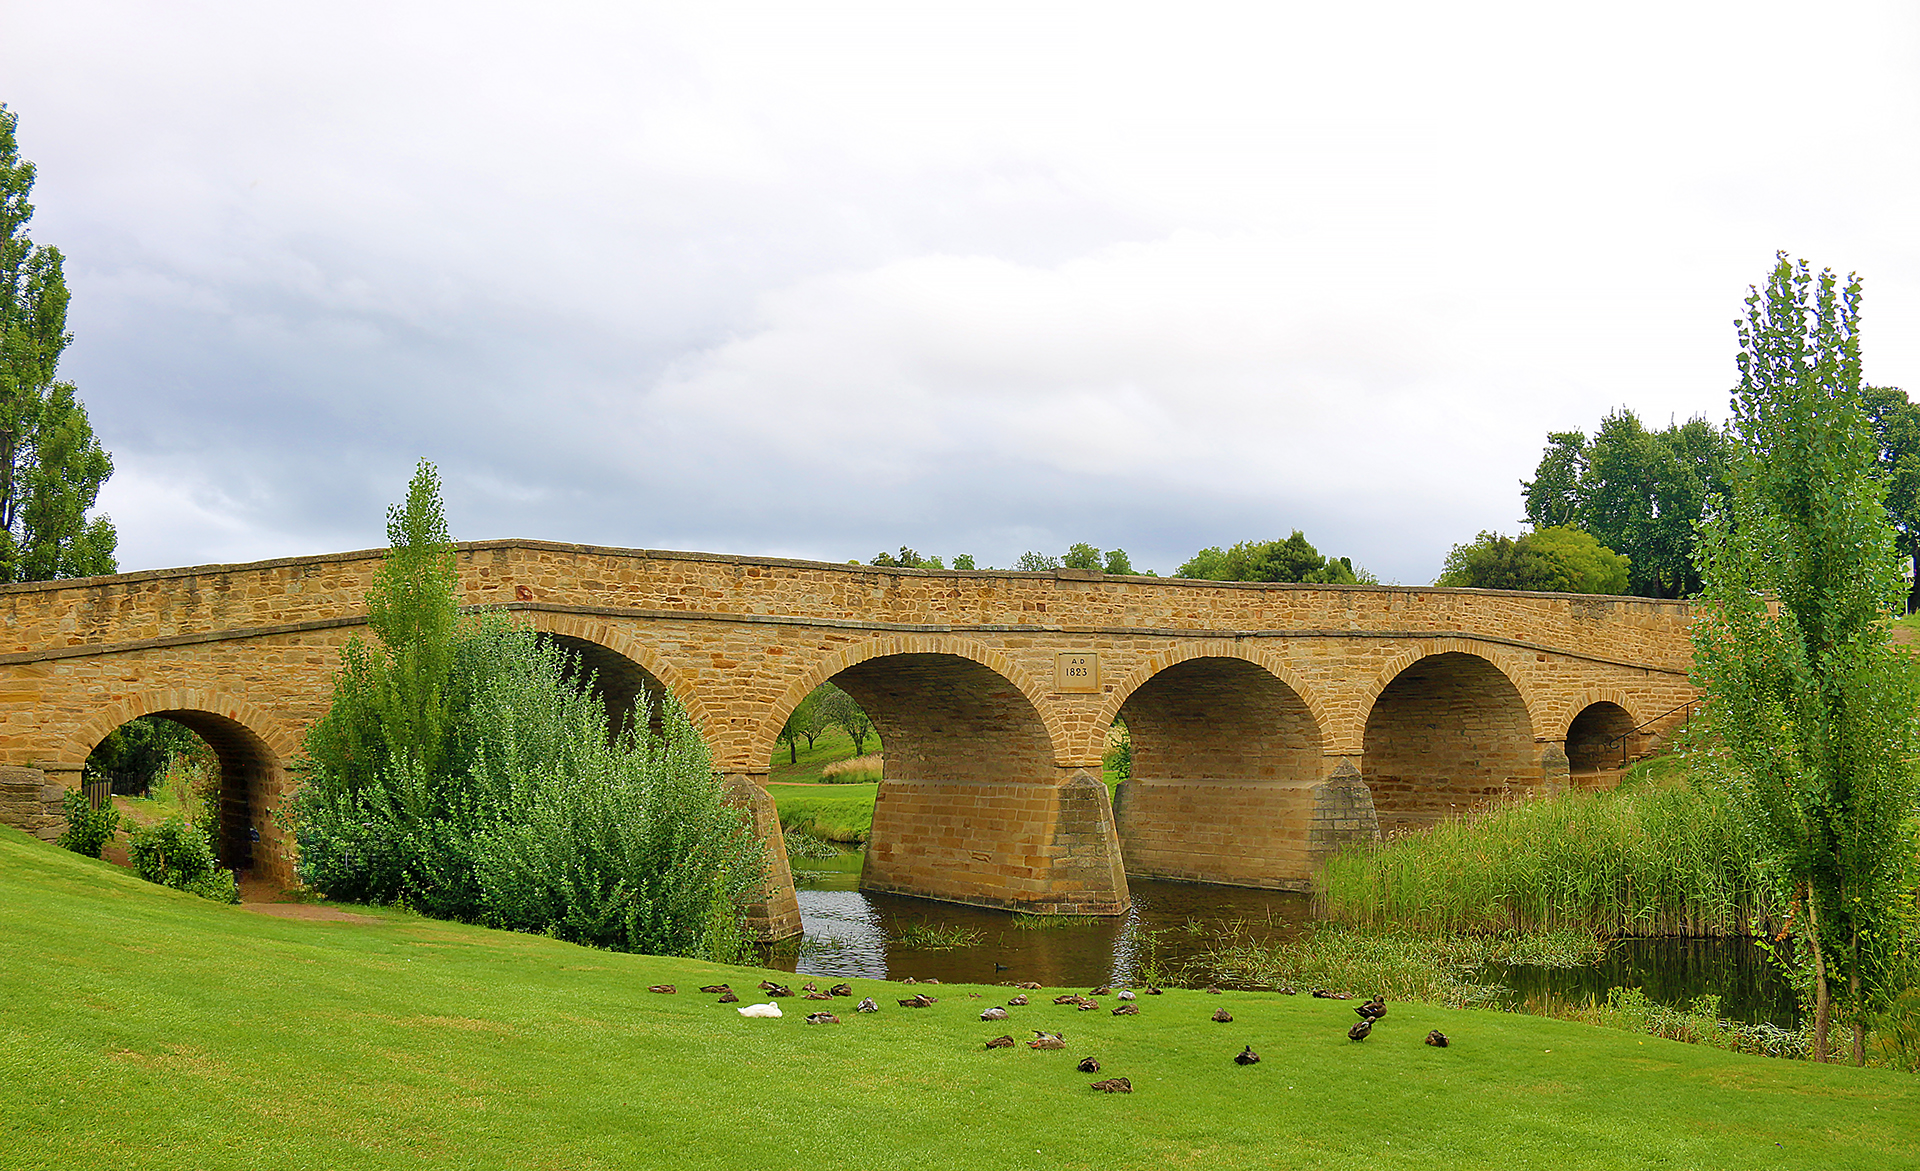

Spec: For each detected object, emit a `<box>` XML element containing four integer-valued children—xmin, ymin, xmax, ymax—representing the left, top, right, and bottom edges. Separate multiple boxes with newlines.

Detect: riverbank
<box><xmin>7</xmin><ymin>827</ymin><xmax>1915</xmax><ymax>1171</ymax></box>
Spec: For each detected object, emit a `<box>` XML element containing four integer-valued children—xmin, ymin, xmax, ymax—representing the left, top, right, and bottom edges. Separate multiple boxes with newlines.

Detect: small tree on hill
<box><xmin>1692</xmin><ymin>255</ymin><xmax>1920</xmax><ymax>1064</ymax></box>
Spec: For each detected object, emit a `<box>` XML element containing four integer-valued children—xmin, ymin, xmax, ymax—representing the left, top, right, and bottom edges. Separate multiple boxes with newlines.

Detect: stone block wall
<box><xmin>1112</xmin><ymin>777</ymin><xmax>1319</xmax><ymax>890</ymax></box>
<box><xmin>0</xmin><ymin>766</ymin><xmax>64</xmax><ymax>841</ymax></box>
<box><xmin>860</xmin><ymin>770</ymin><xmax>1128</xmax><ymax>914</ymax></box>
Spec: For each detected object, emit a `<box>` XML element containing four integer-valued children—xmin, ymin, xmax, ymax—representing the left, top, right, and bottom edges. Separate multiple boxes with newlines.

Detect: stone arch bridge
<box><xmin>0</xmin><ymin>540</ymin><xmax>1697</xmax><ymax>939</ymax></box>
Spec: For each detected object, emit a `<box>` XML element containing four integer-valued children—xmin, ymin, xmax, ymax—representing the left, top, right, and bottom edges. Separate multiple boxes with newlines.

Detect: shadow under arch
<box><xmin>752</xmin><ymin>635</ymin><xmax>1067</xmax><ymax>770</ymax></box>
<box><xmin>1356</xmin><ymin>638</ymin><xmax>1548</xmax><ymax>745</ymax></box>
<box><xmin>519</xmin><ymin>611</ymin><xmax>717</xmax><ymax>747</ymax></box>
<box><xmin>1361</xmin><ymin>647</ymin><xmax>1544</xmax><ymax>834</ymax></box>
<box><xmin>1104</xmin><ymin>648</ymin><xmax>1332</xmax><ymax>890</ymax></box>
<box><xmin>1565</xmin><ymin>696</ymin><xmax>1642</xmax><ymax>779</ymax></box>
<box><xmin>67</xmin><ymin>690</ymin><xmax>299</xmax><ymax>886</ymax></box>
<box><xmin>765</xmin><ymin>636</ymin><xmax>1125</xmax><ymax>915</ymax></box>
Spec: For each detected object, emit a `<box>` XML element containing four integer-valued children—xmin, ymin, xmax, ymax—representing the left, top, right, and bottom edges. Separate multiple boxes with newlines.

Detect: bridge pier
<box><xmin>859</xmin><ymin>767</ymin><xmax>1130</xmax><ymax>915</ymax></box>
<box><xmin>1112</xmin><ymin>754</ymin><xmax>1381</xmax><ymax>890</ymax></box>
<box><xmin>720</xmin><ymin>774</ymin><xmax>804</xmax><ymax>941</ymax></box>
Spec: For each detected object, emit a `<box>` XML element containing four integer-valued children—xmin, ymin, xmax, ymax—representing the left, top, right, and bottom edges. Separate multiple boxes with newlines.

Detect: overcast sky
<box><xmin>4</xmin><ymin>1</ymin><xmax>1916</xmax><ymax>584</ymax></box>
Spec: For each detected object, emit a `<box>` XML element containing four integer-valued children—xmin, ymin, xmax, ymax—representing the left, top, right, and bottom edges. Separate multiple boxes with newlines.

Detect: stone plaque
<box><xmin>1055</xmin><ymin>651</ymin><xmax>1100</xmax><ymax>693</ymax></box>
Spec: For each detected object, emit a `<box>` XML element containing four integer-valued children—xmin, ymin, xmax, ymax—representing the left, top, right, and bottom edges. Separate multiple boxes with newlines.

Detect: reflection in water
<box><xmin>769</xmin><ymin>851</ymin><xmax>1798</xmax><ymax>1025</ymax></box>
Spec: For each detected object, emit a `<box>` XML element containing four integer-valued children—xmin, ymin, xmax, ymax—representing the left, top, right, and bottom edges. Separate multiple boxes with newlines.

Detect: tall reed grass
<box><xmin>820</xmin><ymin>754</ymin><xmax>884</xmax><ymax>784</ymax></box>
<box><xmin>1317</xmin><ymin>770</ymin><xmax>1774</xmax><ymax>937</ymax></box>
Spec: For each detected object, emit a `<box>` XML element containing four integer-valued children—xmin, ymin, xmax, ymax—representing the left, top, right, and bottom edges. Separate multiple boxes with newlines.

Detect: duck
<box><xmin>1015</xmin><ymin>981</ymin><xmax>1043</xmax><ymax>990</ymax></box>
<box><xmin>1205</xmin><ymin>985</ymin><xmax>1222</xmax><ymax>995</ymax></box>
<box><xmin>1144</xmin><ymin>986</ymin><xmax>1164</xmax><ymax>996</ymax></box>
<box><xmin>1357</xmin><ymin>995</ymin><xmax>1387</xmax><ymax>1021</ymax></box>
<box><xmin>804</xmin><ymin>990</ymin><xmax>833</xmax><ymax>1001</ymax></box>
<box><xmin>1425</xmin><ymin>1030</ymin><xmax>1449</xmax><ymax>1048</ymax></box>
<box><xmin>1116</xmin><ymin>989</ymin><xmax>1136</xmax><ymax>1001</ymax></box>
<box><xmin>898</xmin><ymin>993</ymin><xmax>937</xmax><ymax>1008</ymax></box>
<box><xmin>828</xmin><ymin>983</ymin><xmax>853</xmax><ymax>997</ymax></box>
<box><xmin>717</xmin><ymin>991</ymin><xmax>739</xmax><ymax>1003</ymax></box>
<box><xmin>980</xmin><ymin>1006</ymin><xmax>1010</xmax><ymax>1021</ymax></box>
<box><xmin>1029</xmin><ymin>1031</ymin><xmax>1067</xmax><ymax>1050</ymax></box>
<box><xmin>698</xmin><ymin>984</ymin><xmax>731</xmax><ymax>994</ymax></box>
<box><xmin>1007</xmin><ymin>994</ymin><xmax>1029</xmax><ymax>1006</ymax></box>
<box><xmin>764</xmin><ymin>983</ymin><xmax>793</xmax><ymax>998</ymax></box>
<box><xmin>1076</xmin><ymin>999</ymin><xmax>1100</xmax><ymax>1011</ymax></box>
<box><xmin>648</xmin><ymin>984</ymin><xmax>676</xmax><ymax>994</ymax></box>
<box><xmin>801</xmin><ymin>981</ymin><xmax>818</xmax><ymax>992</ymax></box>
<box><xmin>1053</xmin><ymin>994</ymin><xmax>1084</xmax><ymax>1005</ymax></box>
<box><xmin>804</xmin><ymin>1011</ymin><xmax>841</xmax><ymax>1025</ymax></box>
<box><xmin>985</xmin><ymin>1035</ymin><xmax>1017</xmax><ymax>1049</ymax></box>
<box><xmin>1348</xmin><ymin>1018</ymin><xmax>1373</xmax><ymax>1042</ymax></box>
<box><xmin>855</xmin><ymin>997</ymin><xmax>879</xmax><ymax>1013</ymax></box>
<box><xmin>1090</xmin><ymin>1077</ymin><xmax>1132</xmax><ymax>1093</ymax></box>
<box><xmin>1077</xmin><ymin>1056</ymin><xmax>1101</xmax><ymax>1073</ymax></box>
<box><xmin>1235</xmin><ymin>1045</ymin><xmax>1260</xmax><ymax>1065</ymax></box>
<box><xmin>1212</xmin><ymin>1008</ymin><xmax>1234</xmax><ymax>1023</ymax></box>
<box><xmin>1111</xmin><ymin>1004</ymin><xmax>1139</xmax><ymax>1016</ymax></box>
<box><xmin>1088</xmin><ymin>985</ymin><xmax>1111</xmax><ymax>996</ymax></box>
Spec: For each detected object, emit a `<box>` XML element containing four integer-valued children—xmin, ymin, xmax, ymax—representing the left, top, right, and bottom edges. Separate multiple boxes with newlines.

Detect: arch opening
<box><xmin>536</xmin><ymin>632</ymin><xmax>672</xmax><ymax>742</ymax></box>
<box><xmin>1118</xmin><ymin>656</ymin><xmax>1323</xmax><ymax>783</ymax></box>
<box><xmin>1566</xmin><ymin>701</ymin><xmax>1637</xmax><ymax>780</ymax></box>
<box><xmin>830</xmin><ymin>653</ymin><xmax>1054</xmax><ymax>784</ymax></box>
<box><xmin>85</xmin><ymin>710</ymin><xmax>285</xmax><ymax>879</ymax></box>
<box><xmin>1362</xmin><ymin>651</ymin><xmax>1537</xmax><ymax>834</ymax></box>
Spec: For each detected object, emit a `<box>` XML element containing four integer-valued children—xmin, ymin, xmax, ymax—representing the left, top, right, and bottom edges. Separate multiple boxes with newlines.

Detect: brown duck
<box><xmin>1029</xmin><ymin>1031</ymin><xmax>1067</xmax><ymax>1049</ymax></box>
<box><xmin>1348</xmin><ymin>1018</ymin><xmax>1373</xmax><ymax>1042</ymax></box>
<box><xmin>1211</xmin><ymin>1008</ymin><xmax>1234</xmax><ymax>1023</ymax></box>
<box><xmin>698</xmin><ymin>984</ymin><xmax>731</xmax><ymax>994</ymax></box>
<box><xmin>648</xmin><ymin>984</ymin><xmax>677</xmax><ymax>994</ymax></box>
<box><xmin>717</xmin><ymin>991</ymin><xmax>739</xmax><ymax>1003</ymax></box>
<box><xmin>1077</xmin><ymin>1056</ymin><xmax>1101</xmax><ymax>1073</ymax></box>
<box><xmin>1015</xmin><ymin>981</ymin><xmax>1043</xmax><ymax>990</ymax></box>
<box><xmin>1235</xmin><ymin>1045</ymin><xmax>1260</xmax><ymax>1065</ymax></box>
<box><xmin>804</xmin><ymin>1011</ymin><xmax>841</xmax><ymax>1025</ymax></box>
<box><xmin>1111</xmin><ymin>1004</ymin><xmax>1139</xmax><ymax>1016</ymax></box>
<box><xmin>1356</xmin><ymin>995</ymin><xmax>1387</xmax><ymax>1021</ymax></box>
<box><xmin>764</xmin><ymin>983</ymin><xmax>793</xmax><ymax>998</ymax></box>
<box><xmin>985</xmin><ymin>1035</ymin><xmax>1017</xmax><ymax>1049</ymax></box>
<box><xmin>1007</xmin><ymin>994</ymin><xmax>1029</xmax><ymax>1006</ymax></box>
<box><xmin>1426</xmin><ymin>1030</ymin><xmax>1449</xmax><ymax>1048</ymax></box>
<box><xmin>1090</xmin><ymin>1077</ymin><xmax>1132</xmax><ymax>1093</ymax></box>
<box><xmin>828</xmin><ymin>983</ymin><xmax>853</xmax><ymax>997</ymax></box>
<box><xmin>980</xmin><ymin>1006</ymin><xmax>1010</xmax><ymax>1021</ymax></box>
<box><xmin>898</xmin><ymin>993</ymin><xmax>937</xmax><ymax>1008</ymax></box>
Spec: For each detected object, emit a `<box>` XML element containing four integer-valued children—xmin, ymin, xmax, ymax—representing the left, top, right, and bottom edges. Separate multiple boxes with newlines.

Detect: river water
<box><xmin>761</xmin><ymin>850</ymin><xmax>1800</xmax><ymax>1026</ymax></box>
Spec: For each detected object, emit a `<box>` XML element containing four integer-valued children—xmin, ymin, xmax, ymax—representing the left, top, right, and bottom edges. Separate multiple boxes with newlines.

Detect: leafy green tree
<box><xmin>1063</xmin><ymin>542</ymin><xmax>1103</xmax><ymax>570</ymax></box>
<box><xmin>1016</xmin><ymin>550</ymin><xmax>1062</xmax><ymax>571</ymax></box>
<box><xmin>1692</xmin><ymin>255</ymin><xmax>1920</xmax><ymax>1064</ymax></box>
<box><xmin>1522</xmin><ymin>409</ymin><xmax>1729</xmax><ymax>598</ymax></box>
<box><xmin>1437</xmin><ymin>527</ymin><xmax>1630</xmax><ymax>594</ymax></box>
<box><xmin>816</xmin><ymin>683</ymin><xmax>875</xmax><ymax>755</ymax></box>
<box><xmin>1102</xmin><ymin>548</ymin><xmax>1135</xmax><ymax>575</ymax></box>
<box><xmin>294</xmin><ymin>461</ymin><xmax>764</xmax><ymax>957</ymax></box>
<box><xmin>83</xmin><ymin>716</ymin><xmax>212</xmax><ymax>794</ymax></box>
<box><xmin>0</xmin><ymin>105</ymin><xmax>114</xmax><ymax>582</ymax></box>
<box><xmin>952</xmin><ymin>553</ymin><xmax>977</xmax><ymax>570</ymax></box>
<box><xmin>1860</xmin><ymin>386</ymin><xmax>1920</xmax><ymax>613</ymax></box>
<box><xmin>1175</xmin><ymin>532</ymin><xmax>1365</xmax><ymax>584</ymax></box>
<box><xmin>870</xmin><ymin>547</ymin><xmax>943</xmax><ymax>569</ymax></box>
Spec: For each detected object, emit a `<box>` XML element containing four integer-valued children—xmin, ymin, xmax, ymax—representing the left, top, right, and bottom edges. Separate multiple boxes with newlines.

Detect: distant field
<box><xmin>768</xmin><ymin>724</ymin><xmax>878</xmax><ymax>784</ymax></box>
<box><xmin>4</xmin><ymin>827</ymin><xmax>1917</xmax><ymax>1170</ymax></box>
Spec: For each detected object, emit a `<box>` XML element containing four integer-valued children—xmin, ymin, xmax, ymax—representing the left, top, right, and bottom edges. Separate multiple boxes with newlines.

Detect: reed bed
<box><xmin>893</xmin><ymin>919</ymin><xmax>985</xmax><ymax>950</ymax></box>
<box><xmin>821</xmin><ymin>754</ymin><xmax>885</xmax><ymax>784</ymax></box>
<box><xmin>1202</xmin><ymin>926</ymin><xmax>1607</xmax><ymax>1008</ymax></box>
<box><xmin>1010</xmin><ymin>912</ymin><xmax>1099</xmax><ymax>929</ymax></box>
<box><xmin>1317</xmin><ymin>773</ymin><xmax>1774</xmax><ymax>937</ymax></box>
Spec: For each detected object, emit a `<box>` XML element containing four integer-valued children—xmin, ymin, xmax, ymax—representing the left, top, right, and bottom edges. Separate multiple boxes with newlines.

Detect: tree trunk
<box><xmin>1852</xmin><ymin>925</ymin><xmax>1866</xmax><ymax>1067</ymax></box>
<box><xmin>1805</xmin><ymin>885</ymin><xmax>1831</xmax><ymax>1062</ymax></box>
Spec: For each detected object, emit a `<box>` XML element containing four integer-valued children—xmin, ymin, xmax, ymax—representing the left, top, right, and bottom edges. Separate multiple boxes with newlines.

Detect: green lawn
<box><xmin>768</xmin><ymin>725</ymin><xmax>878</xmax><ymax>784</ymax></box>
<box><xmin>769</xmin><ymin>782</ymin><xmax>875</xmax><ymax>842</ymax></box>
<box><xmin>4</xmin><ymin>827</ymin><xmax>1918</xmax><ymax>1170</ymax></box>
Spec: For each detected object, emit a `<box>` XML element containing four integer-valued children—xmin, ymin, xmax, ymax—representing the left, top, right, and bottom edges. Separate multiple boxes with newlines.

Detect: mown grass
<box><xmin>769</xmin><ymin>782</ymin><xmax>875</xmax><ymax>843</ymax></box>
<box><xmin>1317</xmin><ymin>765</ymin><xmax>1772</xmax><ymax>936</ymax></box>
<box><xmin>5</xmin><ymin>827</ymin><xmax>1918</xmax><ymax>1171</ymax></box>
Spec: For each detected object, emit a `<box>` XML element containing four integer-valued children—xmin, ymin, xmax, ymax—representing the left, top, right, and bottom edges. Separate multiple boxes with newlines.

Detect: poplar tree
<box><xmin>0</xmin><ymin>105</ymin><xmax>115</xmax><ymax>582</ymax></box>
<box><xmin>1692</xmin><ymin>254</ymin><xmax>1920</xmax><ymax>1063</ymax></box>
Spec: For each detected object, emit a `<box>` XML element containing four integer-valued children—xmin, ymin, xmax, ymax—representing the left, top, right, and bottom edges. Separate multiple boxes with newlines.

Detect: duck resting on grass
<box><xmin>828</xmin><ymin>983</ymin><xmax>853</xmax><ymax>997</ymax></box>
<box><xmin>1426</xmin><ymin>1030</ymin><xmax>1449</xmax><ymax>1047</ymax></box>
<box><xmin>648</xmin><ymin>984</ymin><xmax>676</xmax><ymax>994</ymax></box>
<box><xmin>855</xmin><ymin>997</ymin><xmax>879</xmax><ymax>1013</ymax></box>
<box><xmin>1077</xmin><ymin>1056</ymin><xmax>1100</xmax><ymax>1073</ymax></box>
<box><xmin>698</xmin><ymin>984</ymin><xmax>730</xmax><ymax>994</ymax></box>
<box><xmin>1090</xmin><ymin>1077</ymin><xmax>1132</xmax><ymax>1093</ymax></box>
<box><xmin>1029</xmin><ymin>1031</ymin><xmax>1066</xmax><ymax>1050</ymax></box>
<box><xmin>1211</xmin><ymin>1008</ymin><xmax>1233</xmax><ymax>1023</ymax></box>
<box><xmin>1235</xmin><ymin>1045</ymin><xmax>1260</xmax><ymax>1065</ymax></box>
<box><xmin>986</xmin><ymin>1035</ymin><xmax>1017</xmax><ymax>1049</ymax></box>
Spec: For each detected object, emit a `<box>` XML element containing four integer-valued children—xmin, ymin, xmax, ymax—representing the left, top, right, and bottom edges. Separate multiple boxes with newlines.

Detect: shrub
<box><xmin>55</xmin><ymin>788</ymin><xmax>118</xmax><ymax>858</ymax></box>
<box><xmin>127</xmin><ymin>815</ymin><xmax>238</xmax><ymax>903</ymax></box>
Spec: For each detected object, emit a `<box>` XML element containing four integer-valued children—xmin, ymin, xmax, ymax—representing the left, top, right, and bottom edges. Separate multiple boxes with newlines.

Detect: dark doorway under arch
<box><xmin>86</xmin><ymin>710</ymin><xmax>284</xmax><ymax>880</ymax></box>
<box><xmin>1566</xmin><ymin>701</ymin><xmax>1637</xmax><ymax>780</ymax></box>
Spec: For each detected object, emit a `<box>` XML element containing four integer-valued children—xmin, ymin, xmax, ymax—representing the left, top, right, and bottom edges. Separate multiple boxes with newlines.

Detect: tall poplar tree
<box><xmin>0</xmin><ymin>104</ymin><xmax>115</xmax><ymax>582</ymax></box>
<box><xmin>1692</xmin><ymin>255</ymin><xmax>1920</xmax><ymax>1063</ymax></box>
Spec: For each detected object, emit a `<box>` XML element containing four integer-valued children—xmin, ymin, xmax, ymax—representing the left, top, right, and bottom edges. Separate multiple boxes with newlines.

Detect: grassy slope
<box><xmin>5</xmin><ymin>828</ymin><xmax>1917</xmax><ymax>1171</ymax></box>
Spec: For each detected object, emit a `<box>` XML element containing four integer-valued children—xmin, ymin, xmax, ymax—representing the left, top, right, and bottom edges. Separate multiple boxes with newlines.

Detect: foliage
<box><xmin>1860</xmin><ymin>385</ymin><xmax>1920</xmax><ymax>612</ymax></box>
<box><xmin>1436</xmin><ymin>525</ymin><xmax>1630</xmax><ymax>594</ymax></box>
<box><xmin>814</xmin><ymin>681</ymin><xmax>875</xmax><ymax>754</ymax></box>
<box><xmin>893</xmin><ymin>919</ymin><xmax>984</xmax><ymax>949</ymax></box>
<box><xmin>55</xmin><ymin>788</ymin><xmax>118</xmax><ymax>858</ymax></box>
<box><xmin>1013</xmin><ymin>543</ymin><xmax>1140</xmax><ymax>575</ymax></box>
<box><xmin>1104</xmin><ymin>716</ymin><xmax>1132</xmax><ymax>780</ymax></box>
<box><xmin>1176</xmin><ymin>531</ymin><xmax>1370</xmax><ymax>584</ymax></box>
<box><xmin>781</xmin><ymin>827</ymin><xmax>844</xmax><ymax>860</ymax></box>
<box><xmin>1522</xmin><ymin>410</ymin><xmax>1730</xmax><ymax>597</ymax></box>
<box><xmin>11</xmin><ymin>832</ymin><xmax>1920</xmax><ymax>1171</ymax></box>
<box><xmin>870</xmin><ymin>546</ymin><xmax>943</xmax><ymax>569</ymax></box>
<box><xmin>1314</xmin><ymin>779</ymin><xmax>1771</xmax><ymax>937</ymax></box>
<box><xmin>776</xmin><ymin>688</ymin><xmax>830</xmax><ymax>764</ymax></box>
<box><xmin>126</xmin><ymin>815</ymin><xmax>238</xmax><ymax>903</ymax></box>
<box><xmin>292</xmin><ymin>461</ymin><xmax>765</xmax><ymax>958</ymax></box>
<box><xmin>1691</xmin><ymin>253</ymin><xmax>1920</xmax><ymax>1063</ymax></box>
<box><xmin>0</xmin><ymin>105</ymin><xmax>115</xmax><ymax>582</ymax></box>
<box><xmin>1866</xmin><ymin>987</ymin><xmax>1920</xmax><ymax>1073</ymax></box>
<box><xmin>1545</xmin><ymin>986</ymin><xmax>1812</xmax><ymax>1060</ymax></box>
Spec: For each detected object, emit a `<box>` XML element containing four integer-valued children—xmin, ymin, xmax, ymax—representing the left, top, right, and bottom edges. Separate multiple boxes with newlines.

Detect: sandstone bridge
<box><xmin>0</xmin><ymin>540</ymin><xmax>1698</xmax><ymax>939</ymax></box>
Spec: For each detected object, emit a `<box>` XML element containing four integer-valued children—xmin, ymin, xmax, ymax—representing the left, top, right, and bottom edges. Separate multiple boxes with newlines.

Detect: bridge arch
<box><xmin>1359</xmin><ymin>642</ymin><xmax>1545</xmax><ymax>834</ymax></box>
<box><xmin>520</xmin><ymin>611</ymin><xmax>718</xmax><ymax>746</ymax></box>
<box><xmin>1559</xmin><ymin>689</ymin><xmax>1645</xmax><ymax>778</ymax></box>
<box><xmin>1101</xmin><ymin>643</ymin><xmax>1327</xmax><ymax>781</ymax></box>
<box><xmin>752</xmin><ymin>635</ymin><xmax>1066</xmax><ymax>772</ymax></box>
<box><xmin>66</xmin><ymin>689</ymin><xmax>300</xmax><ymax>885</ymax></box>
<box><xmin>1355</xmin><ymin>638</ymin><xmax>1548</xmax><ymax>743</ymax></box>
